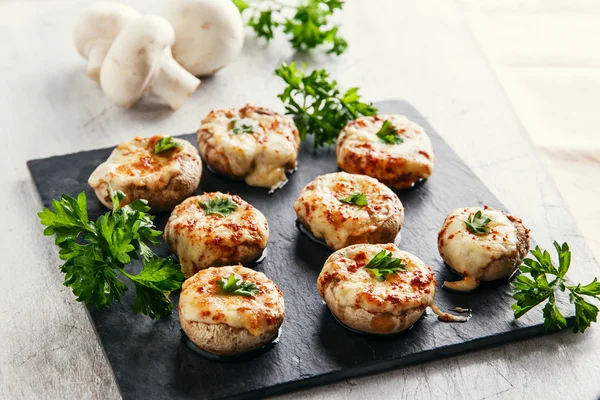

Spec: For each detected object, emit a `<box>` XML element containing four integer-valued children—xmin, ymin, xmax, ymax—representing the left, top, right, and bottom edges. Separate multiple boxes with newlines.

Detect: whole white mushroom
<box><xmin>165</xmin><ymin>0</ymin><xmax>245</xmax><ymax>76</ymax></box>
<box><xmin>100</xmin><ymin>15</ymin><xmax>201</xmax><ymax>110</ymax></box>
<box><xmin>73</xmin><ymin>1</ymin><xmax>141</xmax><ymax>83</ymax></box>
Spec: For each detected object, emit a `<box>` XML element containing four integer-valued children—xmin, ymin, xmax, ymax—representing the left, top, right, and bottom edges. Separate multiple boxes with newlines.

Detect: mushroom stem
<box><xmin>151</xmin><ymin>54</ymin><xmax>201</xmax><ymax>110</ymax></box>
<box><xmin>86</xmin><ymin>42</ymin><xmax>111</xmax><ymax>83</ymax></box>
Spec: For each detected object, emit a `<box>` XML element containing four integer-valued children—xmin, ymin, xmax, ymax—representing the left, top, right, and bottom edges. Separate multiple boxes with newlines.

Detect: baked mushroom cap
<box><xmin>294</xmin><ymin>172</ymin><xmax>404</xmax><ymax>250</ymax></box>
<box><xmin>197</xmin><ymin>104</ymin><xmax>300</xmax><ymax>190</ymax></box>
<box><xmin>336</xmin><ymin>115</ymin><xmax>435</xmax><ymax>189</ymax></box>
<box><xmin>164</xmin><ymin>192</ymin><xmax>269</xmax><ymax>278</ymax></box>
<box><xmin>179</xmin><ymin>265</ymin><xmax>285</xmax><ymax>356</ymax></box>
<box><xmin>438</xmin><ymin>206</ymin><xmax>531</xmax><ymax>292</ymax></box>
<box><xmin>317</xmin><ymin>243</ymin><xmax>436</xmax><ymax>335</ymax></box>
<box><xmin>88</xmin><ymin>136</ymin><xmax>202</xmax><ymax>212</ymax></box>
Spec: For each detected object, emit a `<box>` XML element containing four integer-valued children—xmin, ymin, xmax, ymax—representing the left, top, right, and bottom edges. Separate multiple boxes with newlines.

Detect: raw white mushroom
<box><xmin>100</xmin><ymin>15</ymin><xmax>201</xmax><ymax>110</ymax></box>
<box><xmin>73</xmin><ymin>1</ymin><xmax>141</xmax><ymax>83</ymax></box>
<box><xmin>165</xmin><ymin>0</ymin><xmax>245</xmax><ymax>76</ymax></box>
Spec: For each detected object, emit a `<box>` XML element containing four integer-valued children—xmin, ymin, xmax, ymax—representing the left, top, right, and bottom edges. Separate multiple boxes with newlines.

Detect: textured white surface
<box><xmin>0</xmin><ymin>0</ymin><xmax>598</xmax><ymax>399</ymax></box>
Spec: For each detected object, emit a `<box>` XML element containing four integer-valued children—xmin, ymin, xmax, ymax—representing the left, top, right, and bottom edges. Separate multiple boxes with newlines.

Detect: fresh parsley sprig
<box><xmin>275</xmin><ymin>62</ymin><xmax>377</xmax><ymax>148</ymax></box>
<box><xmin>512</xmin><ymin>242</ymin><xmax>600</xmax><ymax>333</ymax></box>
<box><xmin>338</xmin><ymin>192</ymin><xmax>367</xmax><ymax>206</ymax></box>
<box><xmin>199</xmin><ymin>197</ymin><xmax>238</xmax><ymax>217</ymax></box>
<box><xmin>153</xmin><ymin>136</ymin><xmax>180</xmax><ymax>154</ymax></box>
<box><xmin>218</xmin><ymin>274</ymin><xmax>260</xmax><ymax>297</ymax></box>
<box><xmin>376</xmin><ymin>120</ymin><xmax>403</xmax><ymax>145</ymax></box>
<box><xmin>464</xmin><ymin>210</ymin><xmax>491</xmax><ymax>235</ymax></box>
<box><xmin>234</xmin><ymin>0</ymin><xmax>348</xmax><ymax>55</ymax></box>
<box><xmin>232</xmin><ymin>119</ymin><xmax>255</xmax><ymax>134</ymax></box>
<box><xmin>38</xmin><ymin>190</ymin><xmax>184</xmax><ymax>319</ymax></box>
<box><xmin>364</xmin><ymin>250</ymin><xmax>407</xmax><ymax>281</ymax></box>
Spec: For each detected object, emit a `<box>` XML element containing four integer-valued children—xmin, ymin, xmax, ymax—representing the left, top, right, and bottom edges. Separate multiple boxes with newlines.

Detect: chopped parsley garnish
<box><xmin>199</xmin><ymin>197</ymin><xmax>238</xmax><ymax>217</ymax></box>
<box><xmin>376</xmin><ymin>120</ymin><xmax>403</xmax><ymax>144</ymax></box>
<box><xmin>513</xmin><ymin>242</ymin><xmax>600</xmax><ymax>333</ymax></box>
<box><xmin>153</xmin><ymin>136</ymin><xmax>181</xmax><ymax>153</ymax></box>
<box><xmin>338</xmin><ymin>192</ymin><xmax>368</xmax><ymax>206</ymax></box>
<box><xmin>38</xmin><ymin>189</ymin><xmax>184</xmax><ymax>319</ymax></box>
<box><xmin>275</xmin><ymin>62</ymin><xmax>377</xmax><ymax>148</ymax></box>
<box><xmin>464</xmin><ymin>210</ymin><xmax>491</xmax><ymax>234</ymax></box>
<box><xmin>232</xmin><ymin>119</ymin><xmax>255</xmax><ymax>134</ymax></box>
<box><xmin>217</xmin><ymin>274</ymin><xmax>259</xmax><ymax>297</ymax></box>
<box><xmin>364</xmin><ymin>250</ymin><xmax>407</xmax><ymax>281</ymax></box>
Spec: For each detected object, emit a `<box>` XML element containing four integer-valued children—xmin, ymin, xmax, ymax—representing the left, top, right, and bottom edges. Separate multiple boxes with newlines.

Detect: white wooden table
<box><xmin>0</xmin><ymin>0</ymin><xmax>598</xmax><ymax>399</ymax></box>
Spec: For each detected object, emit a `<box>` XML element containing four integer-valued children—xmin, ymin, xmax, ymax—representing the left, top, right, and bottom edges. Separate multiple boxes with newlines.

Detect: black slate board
<box><xmin>28</xmin><ymin>101</ymin><xmax>574</xmax><ymax>400</ymax></box>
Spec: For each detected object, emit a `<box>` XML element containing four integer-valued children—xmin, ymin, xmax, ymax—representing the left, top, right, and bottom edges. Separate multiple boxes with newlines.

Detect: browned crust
<box><xmin>336</xmin><ymin>119</ymin><xmax>434</xmax><ymax>190</ymax></box>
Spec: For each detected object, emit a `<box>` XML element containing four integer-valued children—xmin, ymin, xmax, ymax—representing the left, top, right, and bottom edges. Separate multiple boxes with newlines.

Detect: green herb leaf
<box><xmin>376</xmin><ymin>120</ymin><xmax>403</xmax><ymax>144</ymax></box>
<box><xmin>232</xmin><ymin>119</ymin><xmax>255</xmax><ymax>134</ymax></box>
<box><xmin>232</xmin><ymin>0</ymin><xmax>249</xmax><ymax>13</ymax></box>
<box><xmin>217</xmin><ymin>274</ymin><xmax>260</xmax><ymax>297</ymax></box>
<box><xmin>363</xmin><ymin>250</ymin><xmax>407</xmax><ymax>281</ymax></box>
<box><xmin>338</xmin><ymin>192</ymin><xmax>368</xmax><ymax>206</ymax></box>
<box><xmin>199</xmin><ymin>197</ymin><xmax>238</xmax><ymax>217</ymax></box>
<box><xmin>38</xmin><ymin>188</ymin><xmax>183</xmax><ymax>319</ymax></box>
<box><xmin>121</xmin><ymin>256</ymin><xmax>185</xmax><ymax>320</ymax></box>
<box><xmin>512</xmin><ymin>241</ymin><xmax>600</xmax><ymax>333</ymax></box>
<box><xmin>153</xmin><ymin>136</ymin><xmax>181</xmax><ymax>154</ymax></box>
<box><xmin>464</xmin><ymin>210</ymin><xmax>492</xmax><ymax>234</ymax></box>
<box><xmin>275</xmin><ymin>62</ymin><xmax>377</xmax><ymax>148</ymax></box>
<box><xmin>238</xmin><ymin>0</ymin><xmax>347</xmax><ymax>55</ymax></box>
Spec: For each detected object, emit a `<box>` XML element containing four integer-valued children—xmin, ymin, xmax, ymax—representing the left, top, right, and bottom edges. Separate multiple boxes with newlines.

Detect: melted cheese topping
<box><xmin>197</xmin><ymin>104</ymin><xmax>300</xmax><ymax>190</ymax></box>
<box><xmin>336</xmin><ymin>115</ymin><xmax>434</xmax><ymax>188</ymax></box>
<box><xmin>88</xmin><ymin>135</ymin><xmax>200</xmax><ymax>191</ymax></box>
<box><xmin>179</xmin><ymin>266</ymin><xmax>284</xmax><ymax>336</ymax></box>
<box><xmin>317</xmin><ymin>244</ymin><xmax>436</xmax><ymax>315</ymax></box>
<box><xmin>294</xmin><ymin>172</ymin><xmax>404</xmax><ymax>250</ymax></box>
<box><xmin>164</xmin><ymin>192</ymin><xmax>269</xmax><ymax>277</ymax></box>
<box><xmin>438</xmin><ymin>207</ymin><xmax>519</xmax><ymax>278</ymax></box>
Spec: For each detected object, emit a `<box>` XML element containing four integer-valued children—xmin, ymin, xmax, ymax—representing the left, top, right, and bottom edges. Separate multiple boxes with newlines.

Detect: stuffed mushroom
<box><xmin>438</xmin><ymin>206</ymin><xmax>530</xmax><ymax>292</ymax></box>
<box><xmin>336</xmin><ymin>115</ymin><xmax>434</xmax><ymax>189</ymax></box>
<box><xmin>164</xmin><ymin>192</ymin><xmax>269</xmax><ymax>278</ymax></box>
<box><xmin>179</xmin><ymin>265</ymin><xmax>285</xmax><ymax>356</ymax></box>
<box><xmin>197</xmin><ymin>104</ymin><xmax>300</xmax><ymax>191</ymax></box>
<box><xmin>317</xmin><ymin>243</ymin><xmax>469</xmax><ymax>335</ymax></box>
<box><xmin>88</xmin><ymin>135</ymin><xmax>202</xmax><ymax>212</ymax></box>
<box><xmin>294</xmin><ymin>172</ymin><xmax>404</xmax><ymax>250</ymax></box>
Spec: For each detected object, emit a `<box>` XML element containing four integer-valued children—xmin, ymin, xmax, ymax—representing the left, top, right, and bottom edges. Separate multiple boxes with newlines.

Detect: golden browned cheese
<box><xmin>179</xmin><ymin>266</ymin><xmax>285</xmax><ymax>337</ymax></box>
<box><xmin>336</xmin><ymin>115</ymin><xmax>434</xmax><ymax>189</ymax></box>
<box><xmin>88</xmin><ymin>135</ymin><xmax>202</xmax><ymax>211</ymax></box>
<box><xmin>197</xmin><ymin>104</ymin><xmax>300</xmax><ymax>190</ymax></box>
<box><xmin>318</xmin><ymin>244</ymin><xmax>436</xmax><ymax>315</ymax></box>
<box><xmin>164</xmin><ymin>192</ymin><xmax>269</xmax><ymax>278</ymax></box>
<box><xmin>294</xmin><ymin>172</ymin><xmax>404</xmax><ymax>250</ymax></box>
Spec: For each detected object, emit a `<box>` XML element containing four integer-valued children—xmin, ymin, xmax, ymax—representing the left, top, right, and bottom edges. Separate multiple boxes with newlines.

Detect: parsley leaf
<box><xmin>38</xmin><ymin>190</ymin><xmax>183</xmax><ymax>319</ymax></box>
<box><xmin>338</xmin><ymin>192</ymin><xmax>368</xmax><ymax>206</ymax></box>
<box><xmin>363</xmin><ymin>250</ymin><xmax>407</xmax><ymax>281</ymax></box>
<box><xmin>199</xmin><ymin>197</ymin><xmax>238</xmax><ymax>217</ymax></box>
<box><xmin>376</xmin><ymin>120</ymin><xmax>403</xmax><ymax>145</ymax></box>
<box><xmin>237</xmin><ymin>0</ymin><xmax>347</xmax><ymax>55</ymax></box>
<box><xmin>512</xmin><ymin>241</ymin><xmax>600</xmax><ymax>333</ymax></box>
<box><xmin>275</xmin><ymin>62</ymin><xmax>377</xmax><ymax>148</ymax></box>
<box><xmin>153</xmin><ymin>136</ymin><xmax>180</xmax><ymax>154</ymax></box>
<box><xmin>217</xmin><ymin>274</ymin><xmax>259</xmax><ymax>297</ymax></box>
<box><xmin>231</xmin><ymin>119</ymin><xmax>255</xmax><ymax>134</ymax></box>
<box><xmin>464</xmin><ymin>210</ymin><xmax>491</xmax><ymax>234</ymax></box>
